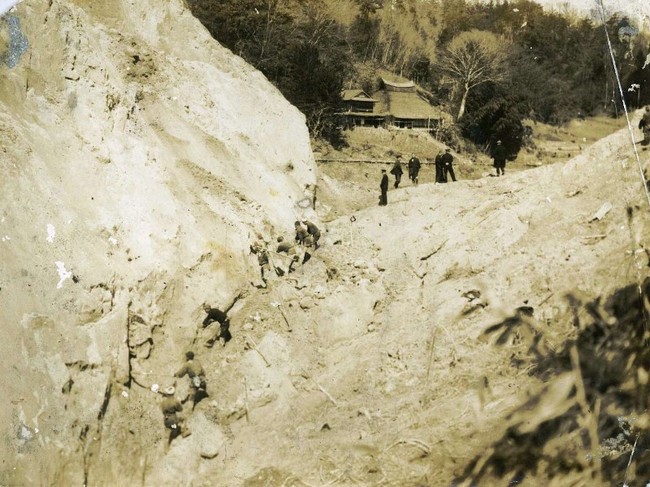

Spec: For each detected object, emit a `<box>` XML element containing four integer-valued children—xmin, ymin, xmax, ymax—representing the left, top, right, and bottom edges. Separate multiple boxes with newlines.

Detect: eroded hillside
<box><xmin>198</xmin><ymin>121</ymin><xmax>650</xmax><ymax>486</ymax></box>
<box><xmin>2</xmin><ymin>1</ymin><xmax>650</xmax><ymax>486</ymax></box>
<box><xmin>1</xmin><ymin>0</ymin><xmax>316</xmax><ymax>484</ymax></box>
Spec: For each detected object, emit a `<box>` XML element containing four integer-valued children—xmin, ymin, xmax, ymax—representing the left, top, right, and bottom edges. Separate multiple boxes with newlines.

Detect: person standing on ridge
<box><xmin>441</xmin><ymin>148</ymin><xmax>457</xmax><ymax>182</ymax></box>
<box><xmin>408</xmin><ymin>153</ymin><xmax>421</xmax><ymax>184</ymax></box>
<box><xmin>434</xmin><ymin>150</ymin><xmax>445</xmax><ymax>183</ymax></box>
<box><xmin>390</xmin><ymin>155</ymin><xmax>404</xmax><ymax>188</ymax></box>
<box><xmin>379</xmin><ymin>169</ymin><xmax>389</xmax><ymax>206</ymax></box>
<box><xmin>492</xmin><ymin>140</ymin><xmax>507</xmax><ymax>176</ymax></box>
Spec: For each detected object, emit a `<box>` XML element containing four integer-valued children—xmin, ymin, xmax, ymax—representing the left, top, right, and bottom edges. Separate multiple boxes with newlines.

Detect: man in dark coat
<box><xmin>302</xmin><ymin>220</ymin><xmax>321</xmax><ymax>249</ymax></box>
<box><xmin>492</xmin><ymin>140</ymin><xmax>507</xmax><ymax>176</ymax></box>
<box><xmin>441</xmin><ymin>148</ymin><xmax>457</xmax><ymax>182</ymax></box>
<box><xmin>408</xmin><ymin>153</ymin><xmax>421</xmax><ymax>184</ymax></box>
<box><xmin>202</xmin><ymin>304</ymin><xmax>232</xmax><ymax>347</ymax></box>
<box><xmin>639</xmin><ymin>106</ymin><xmax>650</xmax><ymax>146</ymax></box>
<box><xmin>434</xmin><ymin>151</ymin><xmax>446</xmax><ymax>183</ymax></box>
<box><xmin>175</xmin><ymin>351</ymin><xmax>209</xmax><ymax>410</ymax></box>
<box><xmin>379</xmin><ymin>169</ymin><xmax>388</xmax><ymax>206</ymax></box>
<box><xmin>390</xmin><ymin>156</ymin><xmax>403</xmax><ymax>188</ymax></box>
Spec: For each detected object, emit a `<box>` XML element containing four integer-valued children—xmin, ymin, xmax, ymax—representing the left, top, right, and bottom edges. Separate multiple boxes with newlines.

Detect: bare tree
<box><xmin>437</xmin><ymin>30</ymin><xmax>509</xmax><ymax>120</ymax></box>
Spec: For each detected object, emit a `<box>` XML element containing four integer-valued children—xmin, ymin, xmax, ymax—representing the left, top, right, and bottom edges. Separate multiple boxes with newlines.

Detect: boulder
<box><xmin>186</xmin><ymin>412</ymin><xmax>226</xmax><ymax>459</ymax></box>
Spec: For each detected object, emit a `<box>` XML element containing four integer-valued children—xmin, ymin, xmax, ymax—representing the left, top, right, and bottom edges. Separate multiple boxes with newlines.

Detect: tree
<box><xmin>281</xmin><ymin>5</ymin><xmax>352</xmax><ymax>143</ymax></box>
<box><xmin>460</xmin><ymin>86</ymin><xmax>527</xmax><ymax>159</ymax></box>
<box><xmin>186</xmin><ymin>0</ymin><xmax>352</xmax><ymax>146</ymax></box>
<box><xmin>436</xmin><ymin>29</ymin><xmax>509</xmax><ymax>120</ymax></box>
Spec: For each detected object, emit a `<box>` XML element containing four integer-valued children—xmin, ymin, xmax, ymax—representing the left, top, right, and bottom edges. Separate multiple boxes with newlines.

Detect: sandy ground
<box><xmin>2</xmin><ymin>1</ymin><xmax>650</xmax><ymax>485</ymax></box>
<box><xmin>315</xmin><ymin>116</ymin><xmax>627</xmax><ymax>219</ymax></box>
<box><xmin>181</xmin><ymin>119</ymin><xmax>649</xmax><ymax>486</ymax></box>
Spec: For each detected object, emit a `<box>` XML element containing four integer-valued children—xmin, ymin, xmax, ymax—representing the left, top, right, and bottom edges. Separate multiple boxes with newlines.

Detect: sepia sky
<box><xmin>526</xmin><ymin>0</ymin><xmax>649</xmax><ymax>26</ymax></box>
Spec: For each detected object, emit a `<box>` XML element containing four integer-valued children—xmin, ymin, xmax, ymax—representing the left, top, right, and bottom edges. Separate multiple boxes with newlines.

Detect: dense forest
<box><xmin>186</xmin><ymin>0</ymin><xmax>650</xmax><ymax>155</ymax></box>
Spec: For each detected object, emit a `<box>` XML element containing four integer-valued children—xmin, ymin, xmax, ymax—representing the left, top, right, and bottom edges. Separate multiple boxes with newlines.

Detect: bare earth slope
<box><xmin>201</xmin><ymin>121</ymin><xmax>649</xmax><ymax>486</ymax></box>
<box><xmin>2</xmin><ymin>1</ymin><xmax>650</xmax><ymax>486</ymax></box>
<box><xmin>0</xmin><ymin>1</ymin><xmax>316</xmax><ymax>484</ymax></box>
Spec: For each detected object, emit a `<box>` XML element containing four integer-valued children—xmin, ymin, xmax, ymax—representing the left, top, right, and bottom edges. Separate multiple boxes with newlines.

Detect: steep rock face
<box><xmin>0</xmin><ymin>0</ymin><xmax>316</xmax><ymax>483</ymax></box>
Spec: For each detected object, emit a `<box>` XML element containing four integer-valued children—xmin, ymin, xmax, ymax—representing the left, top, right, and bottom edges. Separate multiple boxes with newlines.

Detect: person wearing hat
<box><xmin>440</xmin><ymin>148</ymin><xmax>457</xmax><ymax>182</ymax></box>
<box><xmin>160</xmin><ymin>385</ymin><xmax>187</xmax><ymax>447</ymax></box>
<box><xmin>175</xmin><ymin>351</ymin><xmax>209</xmax><ymax>410</ymax></box>
<box><xmin>379</xmin><ymin>168</ymin><xmax>389</xmax><ymax>206</ymax></box>
<box><xmin>492</xmin><ymin>139</ymin><xmax>507</xmax><ymax>176</ymax></box>
<box><xmin>407</xmin><ymin>153</ymin><xmax>421</xmax><ymax>184</ymax></box>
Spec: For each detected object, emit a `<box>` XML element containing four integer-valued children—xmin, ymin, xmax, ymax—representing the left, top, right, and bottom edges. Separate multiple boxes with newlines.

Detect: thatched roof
<box><xmin>341</xmin><ymin>78</ymin><xmax>443</xmax><ymax>120</ymax></box>
<box><xmin>374</xmin><ymin>89</ymin><xmax>443</xmax><ymax>120</ymax></box>
<box><xmin>341</xmin><ymin>89</ymin><xmax>377</xmax><ymax>102</ymax></box>
<box><xmin>380</xmin><ymin>78</ymin><xmax>415</xmax><ymax>90</ymax></box>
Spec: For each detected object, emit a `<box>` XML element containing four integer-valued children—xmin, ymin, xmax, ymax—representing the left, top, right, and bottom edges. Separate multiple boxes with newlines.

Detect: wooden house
<box><xmin>340</xmin><ymin>78</ymin><xmax>443</xmax><ymax>130</ymax></box>
<box><xmin>340</xmin><ymin>89</ymin><xmax>384</xmax><ymax>127</ymax></box>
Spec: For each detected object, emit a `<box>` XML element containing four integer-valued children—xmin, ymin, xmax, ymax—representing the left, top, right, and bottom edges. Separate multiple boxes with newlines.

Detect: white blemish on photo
<box><xmin>55</xmin><ymin>261</ymin><xmax>72</xmax><ymax>289</ymax></box>
<box><xmin>46</xmin><ymin>224</ymin><xmax>56</xmax><ymax>243</ymax></box>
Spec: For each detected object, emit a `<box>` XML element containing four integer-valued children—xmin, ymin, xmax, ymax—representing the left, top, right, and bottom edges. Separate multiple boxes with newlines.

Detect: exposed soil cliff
<box><xmin>2</xmin><ymin>1</ymin><xmax>650</xmax><ymax>486</ymax></box>
<box><xmin>1</xmin><ymin>1</ymin><xmax>316</xmax><ymax>484</ymax></box>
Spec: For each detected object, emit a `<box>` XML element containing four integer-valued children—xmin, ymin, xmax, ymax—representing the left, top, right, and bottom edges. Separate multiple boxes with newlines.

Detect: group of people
<box><xmin>157</xmin><ymin>106</ymin><xmax>650</xmax><ymax>448</ymax></box>
<box><xmin>160</xmin><ymin>303</ymin><xmax>233</xmax><ymax>447</ymax></box>
<box><xmin>250</xmin><ymin>220</ymin><xmax>321</xmax><ymax>282</ymax></box>
<box><xmin>387</xmin><ymin>153</ymin><xmax>424</xmax><ymax>189</ymax></box>
<box><xmin>387</xmin><ymin>153</ymin><xmax>422</xmax><ymax>189</ymax></box>
<box><xmin>379</xmin><ymin>148</ymin><xmax>458</xmax><ymax>206</ymax></box>
<box><xmin>434</xmin><ymin>148</ymin><xmax>458</xmax><ymax>183</ymax></box>
<box><xmin>159</xmin><ymin>217</ymin><xmax>323</xmax><ymax>448</ymax></box>
<box><xmin>159</xmin><ymin>350</ymin><xmax>208</xmax><ymax>448</ymax></box>
<box><xmin>378</xmin><ymin>141</ymin><xmax>513</xmax><ymax>205</ymax></box>
<box><xmin>159</xmin><ymin>219</ymin><xmax>322</xmax><ymax>444</ymax></box>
